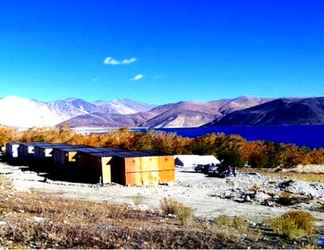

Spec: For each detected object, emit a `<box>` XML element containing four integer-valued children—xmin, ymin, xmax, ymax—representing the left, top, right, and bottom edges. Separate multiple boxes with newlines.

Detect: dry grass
<box><xmin>160</xmin><ymin>198</ymin><xmax>194</xmax><ymax>225</ymax></box>
<box><xmin>212</xmin><ymin>215</ymin><xmax>263</xmax><ymax>243</ymax></box>
<box><xmin>270</xmin><ymin>210</ymin><xmax>315</xmax><ymax>240</ymax></box>
<box><xmin>240</xmin><ymin>168</ymin><xmax>324</xmax><ymax>182</ymax></box>
<box><xmin>0</xmin><ymin>176</ymin><xmax>317</xmax><ymax>248</ymax></box>
<box><xmin>0</xmin><ymin>190</ymin><xmax>219</xmax><ymax>248</ymax></box>
<box><xmin>0</xmin><ymin>178</ymin><xmax>258</xmax><ymax>249</ymax></box>
<box><xmin>213</xmin><ymin>215</ymin><xmax>249</xmax><ymax>234</ymax></box>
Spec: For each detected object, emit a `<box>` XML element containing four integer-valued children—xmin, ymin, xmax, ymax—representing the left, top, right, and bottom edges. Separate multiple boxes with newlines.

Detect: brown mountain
<box><xmin>59</xmin><ymin>96</ymin><xmax>270</xmax><ymax>128</ymax></box>
<box><xmin>140</xmin><ymin>97</ymin><xmax>270</xmax><ymax>128</ymax></box>
<box><xmin>207</xmin><ymin>97</ymin><xmax>324</xmax><ymax>126</ymax></box>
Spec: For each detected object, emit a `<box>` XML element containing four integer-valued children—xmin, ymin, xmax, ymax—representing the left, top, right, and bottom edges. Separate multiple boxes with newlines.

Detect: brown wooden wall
<box><xmin>122</xmin><ymin>156</ymin><xmax>175</xmax><ymax>186</ymax></box>
<box><xmin>75</xmin><ymin>154</ymin><xmax>175</xmax><ymax>186</ymax></box>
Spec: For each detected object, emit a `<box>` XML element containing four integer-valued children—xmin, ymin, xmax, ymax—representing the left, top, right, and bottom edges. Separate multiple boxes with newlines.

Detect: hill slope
<box><xmin>208</xmin><ymin>97</ymin><xmax>324</xmax><ymax>126</ymax></box>
<box><xmin>0</xmin><ymin>95</ymin><xmax>270</xmax><ymax>128</ymax></box>
<box><xmin>0</xmin><ymin>96</ymin><xmax>154</xmax><ymax>128</ymax></box>
<box><xmin>140</xmin><ymin>97</ymin><xmax>269</xmax><ymax>128</ymax></box>
<box><xmin>0</xmin><ymin>96</ymin><xmax>62</xmax><ymax>128</ymax></box>
<box><xmin>63</xmin><ymin>97</ymin><xmax>269</xmax><ymax>128</ymax></box>
<box><xmin>61</xmin><ymin>112</ymin><xmax>148</xmax><ymax>128</ymax></box>
<box><xmin>93</xmin><ymin>99</ymin><xmax>155</xmax><ymax>114</ymax></box>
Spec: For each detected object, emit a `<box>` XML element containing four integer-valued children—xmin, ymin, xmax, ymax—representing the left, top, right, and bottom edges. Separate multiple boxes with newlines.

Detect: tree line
<box><xmin>1</xmin><ymin>127</ymin><xmax>324</xmax><ymax>168</ymax></box>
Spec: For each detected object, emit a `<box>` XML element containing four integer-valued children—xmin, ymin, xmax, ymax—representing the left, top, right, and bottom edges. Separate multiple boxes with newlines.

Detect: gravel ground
<box><xmin>1</xmin><ymin>162</ymin><xmax>324</xmax><ymax>225</ymax></box>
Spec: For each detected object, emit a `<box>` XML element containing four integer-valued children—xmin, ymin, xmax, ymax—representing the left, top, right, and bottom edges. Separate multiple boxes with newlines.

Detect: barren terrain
<box><xmin>1</xmin><ymin>162</ymin><xmax>323</xmax><ymax>226</ymax></box>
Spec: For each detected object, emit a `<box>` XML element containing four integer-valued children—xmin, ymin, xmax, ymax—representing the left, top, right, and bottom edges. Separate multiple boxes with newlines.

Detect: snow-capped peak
<box><xmin>0</xmin><ymin>96</ymin><xmax>62</xmax><ymax>128</ymax></box>
<box><xmin>0</xmin><ymin>96</ymin><xmax>154</xmax><ymax>128</ymax></box>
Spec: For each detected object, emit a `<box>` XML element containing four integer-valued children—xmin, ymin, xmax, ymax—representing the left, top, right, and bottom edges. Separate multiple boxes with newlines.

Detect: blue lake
<box><xmin>155</xmin><ymin>125</ymin><xmax>324</xmax><ymax>149</ymax></box>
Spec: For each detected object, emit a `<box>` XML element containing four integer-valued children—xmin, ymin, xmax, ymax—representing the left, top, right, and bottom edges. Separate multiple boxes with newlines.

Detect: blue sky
<box><xmin>0</xmin><ymin>0</ymin><xmax>323</xmax><ymax>104</ymax></box>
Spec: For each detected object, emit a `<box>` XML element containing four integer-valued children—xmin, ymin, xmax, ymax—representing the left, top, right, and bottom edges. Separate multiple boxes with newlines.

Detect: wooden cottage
<box><xmin>52</xmin><ymin>146</ymin><xmax>91</xmax><ymax>168</ymax></box>
<box><xmin>112</xmin><ymin>151</ymin><xmax>175</xmax><ymax>186</ymax></box>
<box><xmin>76</xmin><ymin>148</ymin><xmax>175</xmax><ymax>186</ymax></box>
<box><xmin>75</xmin><ymin>148</ymin><xmax>124</xmax><ymax>184</ymax></box>
<box><xmin>18</xmin><ymin>142</ymin><xmax>52</xmax><ymax>166</ymax></box>
<box><xmin>33</xmin><ymin>144</ymin><xmax>85</xmax><ymax>172</ymax></box>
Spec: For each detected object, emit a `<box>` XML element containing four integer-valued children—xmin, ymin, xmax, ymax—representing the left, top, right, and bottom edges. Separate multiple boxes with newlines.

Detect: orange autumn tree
<box><xmin>1</xmin><ymin>127</ymin><xmax>324</xmax><ymax>168</ymax></box>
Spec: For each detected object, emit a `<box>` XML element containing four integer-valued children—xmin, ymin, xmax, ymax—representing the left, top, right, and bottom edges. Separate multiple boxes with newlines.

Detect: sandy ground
<box><xmin>0</xmin><ymin>162</ymin><xmax>324</xmax><ymax>225</ymax></box>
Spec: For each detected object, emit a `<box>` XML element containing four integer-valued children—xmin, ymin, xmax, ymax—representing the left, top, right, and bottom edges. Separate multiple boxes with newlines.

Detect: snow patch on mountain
<box><xmin>0</xmin><ymin>96</ymin><xmax>62</xmax><ymax>128</ymax></box>
<box><xmin>0</xmin><ymin>96</ymin><xmax>155</xmax><ymax>128</ymax></box>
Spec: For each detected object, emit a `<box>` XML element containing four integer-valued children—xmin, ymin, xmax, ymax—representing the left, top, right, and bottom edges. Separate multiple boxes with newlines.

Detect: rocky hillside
<box><xmin>61</xmin><ymin>112</ymin><xmax>148</xmax><ymax>128</ymax></box>
<box><xmin>0</xmin><ymin>95</ymin><xmax>274</xmax><ymax>128</ymax></box>
<box><xmin>0</xmin><ymin>96</ymin><xmax>154</xmax><ymax>128</ymax></box>
<box><xmin>62</xmin><ymin>97</ymin><xmax>269</xmax><ymax>128</ymax></box>
<box><xmin>208</xmin><ymin>97</ymin><xmax>324</xmax><ymax>126</ymax></box>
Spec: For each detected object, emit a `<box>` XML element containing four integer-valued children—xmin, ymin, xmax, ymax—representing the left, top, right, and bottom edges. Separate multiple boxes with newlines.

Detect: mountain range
<box><xmin>1</xmin><ymin>96</ymin><xmax>324</xmax><ymax>129</ymax></box>
<box><xmin>208</xmin><ymin>97</ymin><xmax>324</xmax><ymax>126</ymax></box>
<box><xmin>61</xmin><ymin>96</ymin><xmax>269</xmax><ymax>128</ymax></box>
<box><xmin>0</xmin><ymin>96</ymin><xmax>154</xmax><ymax>128</ymax></box>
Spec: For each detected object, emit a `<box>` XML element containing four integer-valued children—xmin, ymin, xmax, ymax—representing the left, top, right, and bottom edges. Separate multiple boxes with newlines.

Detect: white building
<box><xmin>174</xmin><ymin>155</ymin><xmax>220</xmax><ymax>170</ymax></box>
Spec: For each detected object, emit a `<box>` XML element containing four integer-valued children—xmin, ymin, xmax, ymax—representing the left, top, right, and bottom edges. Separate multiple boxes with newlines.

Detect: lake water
<box><xmin>155</xmin><ymin>125</ymin><xmax>324</xmax><ymax>149</ymax></box>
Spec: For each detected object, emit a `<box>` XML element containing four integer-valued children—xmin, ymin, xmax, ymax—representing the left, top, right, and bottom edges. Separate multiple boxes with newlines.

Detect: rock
<box><xmin>234</xmin><ymin>197</ymin><xmax>246</xmax><ymax>203</ymax></box>
<box><xmin>261</xmin><ymin>200</ymin><xmax>276</xmax><ymax>207</ymax></box>
<box><xmin>278</xmin><ymin>180</ymin><xmax>295</xmax><ymax>190</ymax></box>
<box><xmin>223</xmin><ymin>190</ymin><xmax>235</xmax><ymax>199</ymax></box>
<box><xmin>255</xmin><ymin>192</ymin><xmax>272</xmax><ymax>203</ymax></box>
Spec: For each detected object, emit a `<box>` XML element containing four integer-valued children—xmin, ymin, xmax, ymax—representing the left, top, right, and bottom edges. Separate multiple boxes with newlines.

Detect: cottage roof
<box><xmin>53</xmin><ymin>145</ymin><xmax>91</xmax><ymax>152</ymax></box>
<box><xmin>78</xmin><ymin>147</ymin><xmax>166</xmax><ymax>158</ymax></box>
<box><xmin>35</xmin><ymin>144</ymin><xmax>87</xmax><ymax>150</ymax></box>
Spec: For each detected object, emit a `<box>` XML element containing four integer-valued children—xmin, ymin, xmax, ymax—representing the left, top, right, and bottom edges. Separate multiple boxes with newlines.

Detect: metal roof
<box><xmin>20</xmin><ymin>142</ymin><xmax>53</xmax><ymax>147</ymax></box>
<box><xmin>78</xmin><ymin>147</ymin><xmax>166</xmax><ymax>158</ymax></box>
<box><xmin>54</xmin><ymin>145</ymin><xmax>92</xmax><ymax>152</ymax></box>
<box><xmin>6</xmin><ymin>141</ymin><xmax>169</xmax><ymax>158</ymax></box>
<box><xmin>6</xmin><ymin>141</ymin><xmax>22</xmax><ymax>145</ymax></box>
<box><xmin>35</xmin><ymin>144</ymin><xmax>87</xmax><ymax>150</ymax></box>
<box><xmin>77</xmin><ymin>147</ymin><xmax>127</xmax><ymax>156</ymax></box>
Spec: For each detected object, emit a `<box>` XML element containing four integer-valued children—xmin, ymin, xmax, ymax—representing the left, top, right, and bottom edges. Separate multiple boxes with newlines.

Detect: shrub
<box><xmin>270</xmin><ymin>210</ymin><xmax>315</xmax><ymax>240</ymax></box>
<box><xmin>175</xmin><ymin>205</ymin><xmax>193</xmax><ymax>225</ymax></box>
<box><xmin>160</xmin><ymin>198</ymin><xmax>180</xmax><ymax>215</ymax></box>
<box><xmin>317</xmin><ymin>201</ymin><xmax>324</xmax><ymax>212</ymax></box>
<box><xmin>160</xmin><ymin>198</ymin><xmax>193</xmax><ymax>225</ymax></box>
<box><xmin>0</xmin><ymin>176</ymin><xmax>12</xmax><ymax>190</ymax></box>
<box><xmin>131</xmin><ymin>193</ymin><xmax>145</xmax><ymax>206</ymax></box>
<box><xmin>2</xmin><ymin>126</ymin><xmax>324</xmax><ymax>168</ymax></box>
<box><xmin>213</xmin><ymin>215</ymin><xmax>249</xmax><ymax>233</ymax></box>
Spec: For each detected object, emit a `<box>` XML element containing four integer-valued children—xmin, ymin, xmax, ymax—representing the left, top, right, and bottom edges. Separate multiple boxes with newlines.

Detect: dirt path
<box><xmin>1</xmin><ymin>162</ymin><xmax>323</xmax><ymax>225</ymax></box>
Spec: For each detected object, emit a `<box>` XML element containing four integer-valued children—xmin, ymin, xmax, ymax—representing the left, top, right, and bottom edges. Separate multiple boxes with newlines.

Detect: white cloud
<box><xmin>122</xmin><ymin>57</ymin><xmax>137</xmax><ymax>64</ymax></box>
<box><xmin>103</xmin><ymin>57</ymin><xmax>120</xmax><ymax>65</ymax></box>
<box><xmin>130</xmin><ymin>74</ymin><xmax>144</xmax><ymax>81</ymax></box>
<box><xmin>103</xmin><ymin>56</ymin><xmax>137</xmax><ymax>65</ymax></box>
